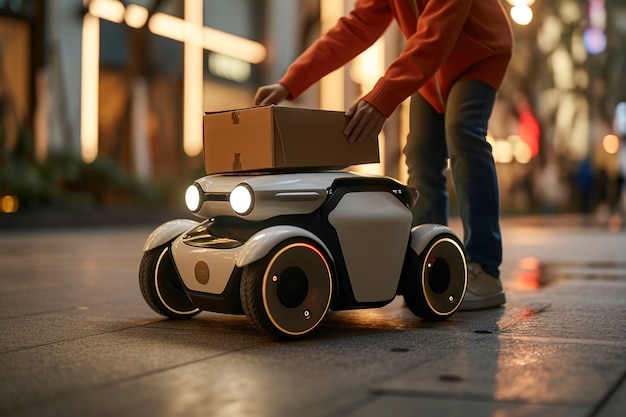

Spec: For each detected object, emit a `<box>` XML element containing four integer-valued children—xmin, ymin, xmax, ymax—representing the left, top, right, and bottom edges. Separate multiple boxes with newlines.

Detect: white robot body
<box><xmin>139</xmin><ymin>170</ymin><xmax>467</xmax><ymax>339</ymax></box>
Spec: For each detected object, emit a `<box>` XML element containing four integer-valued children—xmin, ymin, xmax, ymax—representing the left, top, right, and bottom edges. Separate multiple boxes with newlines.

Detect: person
<box><xmin>615</xmin><ymin>102</ymin><xmax>626</xmax><ymax>223</ymax></box>
<box><xmin>254</xmin><ymin>0</ymin><xmax>512</xmax><ymax>310</ymax></box>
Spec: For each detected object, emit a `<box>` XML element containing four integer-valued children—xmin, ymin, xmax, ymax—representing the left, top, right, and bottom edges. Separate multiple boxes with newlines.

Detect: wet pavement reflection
<box><xmin>0</xmin><ymin>218</ymin><xmax>625</xmax><ymax>417</ymax></box>
<box><xmin>507</xmin><ymin>258</ymin><xmax>626</xmax><ymax>291</ymax></box>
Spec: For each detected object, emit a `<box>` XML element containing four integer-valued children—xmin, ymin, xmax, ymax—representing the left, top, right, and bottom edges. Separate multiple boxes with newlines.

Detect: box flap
<box><xmin>272</xmin><ymin>107</ymin><xmax>379</xmax><ymax>168</ymax></box>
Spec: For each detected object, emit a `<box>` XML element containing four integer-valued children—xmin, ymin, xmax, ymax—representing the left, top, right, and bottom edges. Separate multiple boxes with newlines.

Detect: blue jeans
<box><xmin>404</xmin><ymin>79</ymin><xmax>502</xmax><ymax>278</ymax></box>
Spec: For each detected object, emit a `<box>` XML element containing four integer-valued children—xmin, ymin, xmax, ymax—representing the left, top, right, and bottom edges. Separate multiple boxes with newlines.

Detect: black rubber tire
<box><xmin>402</xmin><ymin>234</ymin><xmax>467</xmax><ymax>321</ymax></box>
<box><xmin>240</xmin><ymin>239</ymin><xmax>333</xmax><ymax>340</ymax></box>
<box><xmin>139</xmin><ymin>244</ymin><xmax>200</xmax><ymax>319</ymax></box>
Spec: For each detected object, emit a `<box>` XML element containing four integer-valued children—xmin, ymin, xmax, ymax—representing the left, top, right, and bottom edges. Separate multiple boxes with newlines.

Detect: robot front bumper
<box><xmin>168</xmin><ymin>219</ymin><xmax>334</xmax><ymax>315</ymax></box>
<box><xmin>170</xmin><ymin>222</ymin><xmax>248</xmax><ymax>315</ymax></box>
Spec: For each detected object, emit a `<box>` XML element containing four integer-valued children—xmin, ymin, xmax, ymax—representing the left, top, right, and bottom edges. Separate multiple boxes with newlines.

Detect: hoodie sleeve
<box><xmin>279</xmin><ymin>0</ymin><xmax>393</xmax><ymax>100</ymax></box>
<box><xmin>362</xmin><ymin>0</ymin><xmax>473</xmax><ymax>116</ymax></box>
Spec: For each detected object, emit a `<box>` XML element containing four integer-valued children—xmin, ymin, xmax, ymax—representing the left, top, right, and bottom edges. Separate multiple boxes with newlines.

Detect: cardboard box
<box><xmin>203</xmin><ymin>106</ymin><xmax>380</xmax><ymax>174</ymax></box>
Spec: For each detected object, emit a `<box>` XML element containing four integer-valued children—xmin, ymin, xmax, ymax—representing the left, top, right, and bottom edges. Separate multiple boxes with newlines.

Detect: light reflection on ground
<box><xmin>505</xmin><ymin>258</ymin><xmax>626</xmax><ymax>291</ymax></box>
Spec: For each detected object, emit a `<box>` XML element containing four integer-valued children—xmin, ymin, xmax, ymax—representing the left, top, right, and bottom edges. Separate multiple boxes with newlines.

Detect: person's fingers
<box><xmin>345</xmin><ymin>100</ymin><xmax>383</xmax><ymax>143</ymax></box>
<box><xmin>253</xmin><ymin>88</ymin><xmax>268</xmax><ymax>106</ymax></box>
<box><xmin>253</xmin><ymin>84</ymin><xmax>288</xmax><ymax>106</ymax></box>
<box><xmin>344</xmin><ymin>103</ymin><xmax>360</xmax><ymax>140</ymax></box>
<box><xmin>258</xmin><ymin>91</ymin><xmax>276</xmax><ymax>106</ymax></box>
<box><xmin>345</xmin><ymin>102</ymin><xmax>358</xmax><ymax>118</ymax></box>
<box><xmin>347</xmin><ymin>116</ymin><xmax>367</xmax><ymax>143</ymax></box>
<box><xmin>360</xmin><ymin>103</ymin><xmax>386</xmax><ymax>142</ymax></box>
<box><xmin>354</xmin><ymin>118</ymin><xmax>377</xmax><ymax>143</ymax></box>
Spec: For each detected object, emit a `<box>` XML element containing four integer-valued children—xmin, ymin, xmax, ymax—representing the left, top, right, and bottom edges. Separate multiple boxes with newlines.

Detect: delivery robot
<box><xmin>139</xmin><ymin>169</ymin><xmax>468</xmax><ymax>340</ymax></box>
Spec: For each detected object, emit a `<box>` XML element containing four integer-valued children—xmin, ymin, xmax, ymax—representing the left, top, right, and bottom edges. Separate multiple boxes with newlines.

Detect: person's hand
<box><xmin>344</xmin><ymin>100</ymin><xmax>386</xmax><ymax>143</ymax></box>
<box><xmin>254</xmin><ymin>83</ymin><xmax>289</xmax><ymax>106</ymax></box>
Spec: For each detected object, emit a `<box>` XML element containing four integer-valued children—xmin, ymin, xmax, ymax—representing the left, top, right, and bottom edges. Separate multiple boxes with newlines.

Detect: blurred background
<box><xmin>0</xmin><ymin>0</ymin><xmax>625</xmax><ymax>226</ymax></box>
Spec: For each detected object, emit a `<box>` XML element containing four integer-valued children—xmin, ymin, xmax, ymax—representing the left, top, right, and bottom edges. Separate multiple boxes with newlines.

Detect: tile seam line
<box><xmin>0</xmin><ymin>321</ymin><xmax>163</xmax><ymax>354</ymax></box>
<box><xmin>0</xmin><ymin>318</ymin><xmax>254</xmax><ymax>355</ymax></box>
<box><xmin>363</xmin><ymin>335</ymin><xmax>495</xmax><ymax>388</ymax></box>
<box><xmin>0</xmin><ymin>306</ymin><xmax>80</xmax><ymax>321</ymax></box>
<box><xmin>589</xmin><ymin>369</ymin><xmax>626</xmax><ymax>417</ymax></box>
<box><xmin>363</xmin><ymin>312</ymin><xmax>535</xmax><ymax>387</ymax></box>
<box><xmin>2</xmin><ymin>342</ymin><xmax>264</xmax><ymax>416</ymax></box>
<box><xmin>325</xmin><ymin>393</ymin><xmax>380</xmax><ymax>417</ymax></box>
<box><xmin>369</xmin><ymin>388</ymin><xmax>597</xmax><ymax>408</ymax></box>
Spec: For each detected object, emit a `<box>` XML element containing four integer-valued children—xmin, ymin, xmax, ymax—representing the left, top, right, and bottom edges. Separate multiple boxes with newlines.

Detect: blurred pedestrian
<box><xmin>574</xmin><ymin>158</ymin><xmax>594</xmax><ymax>216</ymax></box>
<box><xmin>254</xmin><ymin>0</ymin><xmax>512</xmax><ymax>310</ymax></box>
<box><xmin>534</xmin><ymin>153</ymin><xmax>570</xmax><ymax>214</ymax></box>
<box><xmin>612</xmin><ymin>102</ymin><xmax>626</xmax><ymax>227</ymax></box>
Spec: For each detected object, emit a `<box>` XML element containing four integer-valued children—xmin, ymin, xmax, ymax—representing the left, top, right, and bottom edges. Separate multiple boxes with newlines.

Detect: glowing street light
<box><xmin>80</xmin><ymin>8</ymin><xmax>100</xmax><ymax>163</ymax></box>
<box><xmin>507</xmin><ymin>0</ymin><xmax>535</xmax><ymax>26</ymax></box>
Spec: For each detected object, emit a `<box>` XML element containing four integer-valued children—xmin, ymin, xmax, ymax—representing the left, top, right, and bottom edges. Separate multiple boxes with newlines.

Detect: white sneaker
<box><xmin>459</xmin><ymin>263</ymin><xmax>506</xmax><ymax>310</ymax></box>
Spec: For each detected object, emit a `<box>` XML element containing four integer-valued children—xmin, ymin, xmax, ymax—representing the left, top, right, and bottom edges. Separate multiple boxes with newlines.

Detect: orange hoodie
<box><xmin>279</xmin><ymin>0</ymin><xmax>513</xmax><ymax>116</ymax></box>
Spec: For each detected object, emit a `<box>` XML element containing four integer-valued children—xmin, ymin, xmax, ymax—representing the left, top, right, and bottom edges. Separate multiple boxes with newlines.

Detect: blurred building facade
<box><xmin>1</xmin><ymin>0</ymin><xmax>624</xmax><ymax>216</ymax></box>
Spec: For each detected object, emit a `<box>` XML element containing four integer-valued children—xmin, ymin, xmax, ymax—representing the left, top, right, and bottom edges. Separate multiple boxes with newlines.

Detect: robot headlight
<box><xmin>185</xmin><ymin>183</ymin><xmax>204</xmax><ymax>212</ymax></box>
<box><xmin>230</xmin><ymin>183</ymin><xmax>254</xmax><ymax>215</ymax></box>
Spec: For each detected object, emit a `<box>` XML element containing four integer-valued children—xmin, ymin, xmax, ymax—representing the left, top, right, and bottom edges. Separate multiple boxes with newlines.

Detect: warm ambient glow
<box><xmin>602</xmin><ymin>134</ymin><xmax>620</xmax><ymax>155</ymax></box>
<box><xmin>506</xmin><ymin>0</ymin><xmax>535</xmax><ymax>6</ymax></box>
<box><xmin>349</xmin><ymin>38</ymin><xmax>386</xmax><ymax>176</ymax></box>
<box><xmin>147</xmin><ymin>12</ymin><xmax>185</xmax><ymax>41</ymax></box>
<box><xmin>208</xmin><ymin>53</ymin><xmax>251</xmax><ymax>83</ymax></box>
<box><xmin>319</xmin><ymin>0</ymin><xmax>344</xmax><ymax>111</ymax></box>
<box><xmin>202</xmin><ymin>26</ymin><xmax>266</xmax><ymax>65</ymax></box>
<box><xmin>88</xmin><ymin>1</ymin><xmax>267</xmax><ymax>64</ymax></box>
<box><xmin>83</xmin><ymin>0</ymin><xmax>268</xmax><ymax>161</ymax></box>
<box><xmin>147</xmin><ymin>13</ymin><xmax>267</xmax><ymax>64</ymax></box>
<box><xmin>350</xmin><ymin>38</ymin><xmax>385</xmax><ymax>91</ymax></box>
<box><xmin>124</xmin><ymin>3</ymin><xmax>149</xmax><ymax>29</ymax></box>
<box><xmin>80</xmin><ymin>11</ymin><xmax>100</xmax><ymax>163</ymax></box>
<box><xmin>88</xmin><ymin>0</ymin><xmax>124</xmax><ymax>23</ymax></box>
<box><xmin>183</xmin><ymin>0</ymin><xmax>204</xmax><ymax>157</ymax></box>
<box><xmin>507</xmin><ymin>0</ymin><xmax>534</xmax><ymax>25</ymax></box>
<box><xmin>1</xmin><ymin>195</ymin><xmax>19</xmax><ymax>214</ymax></box>
<box><xmin>511</xmin><ymin>5</ymin><xmax>533</xmax><ymax>25</ymax></box>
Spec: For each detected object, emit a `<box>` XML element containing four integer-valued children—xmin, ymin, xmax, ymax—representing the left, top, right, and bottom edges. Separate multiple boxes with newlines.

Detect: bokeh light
<box><xmin>602</xmin><ymin>134</ymin><xmax>620</xmax><ymax>155</ymax></box>
<box><xmin>0</xmin><ymin>195</ymin><xmax>19</xmax><ymax>214</ymax></box>
<box><xmin>511</xmin><ymin>5</ymin><xmax>533</xmax><ymax>25</ymax></box>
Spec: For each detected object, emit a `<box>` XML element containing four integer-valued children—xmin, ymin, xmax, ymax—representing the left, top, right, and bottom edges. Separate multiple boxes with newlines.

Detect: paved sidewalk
<box><xmin>0</xmin><ymin>216</ymin><xmax>625</xmax><ymax>417</ymax></box>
